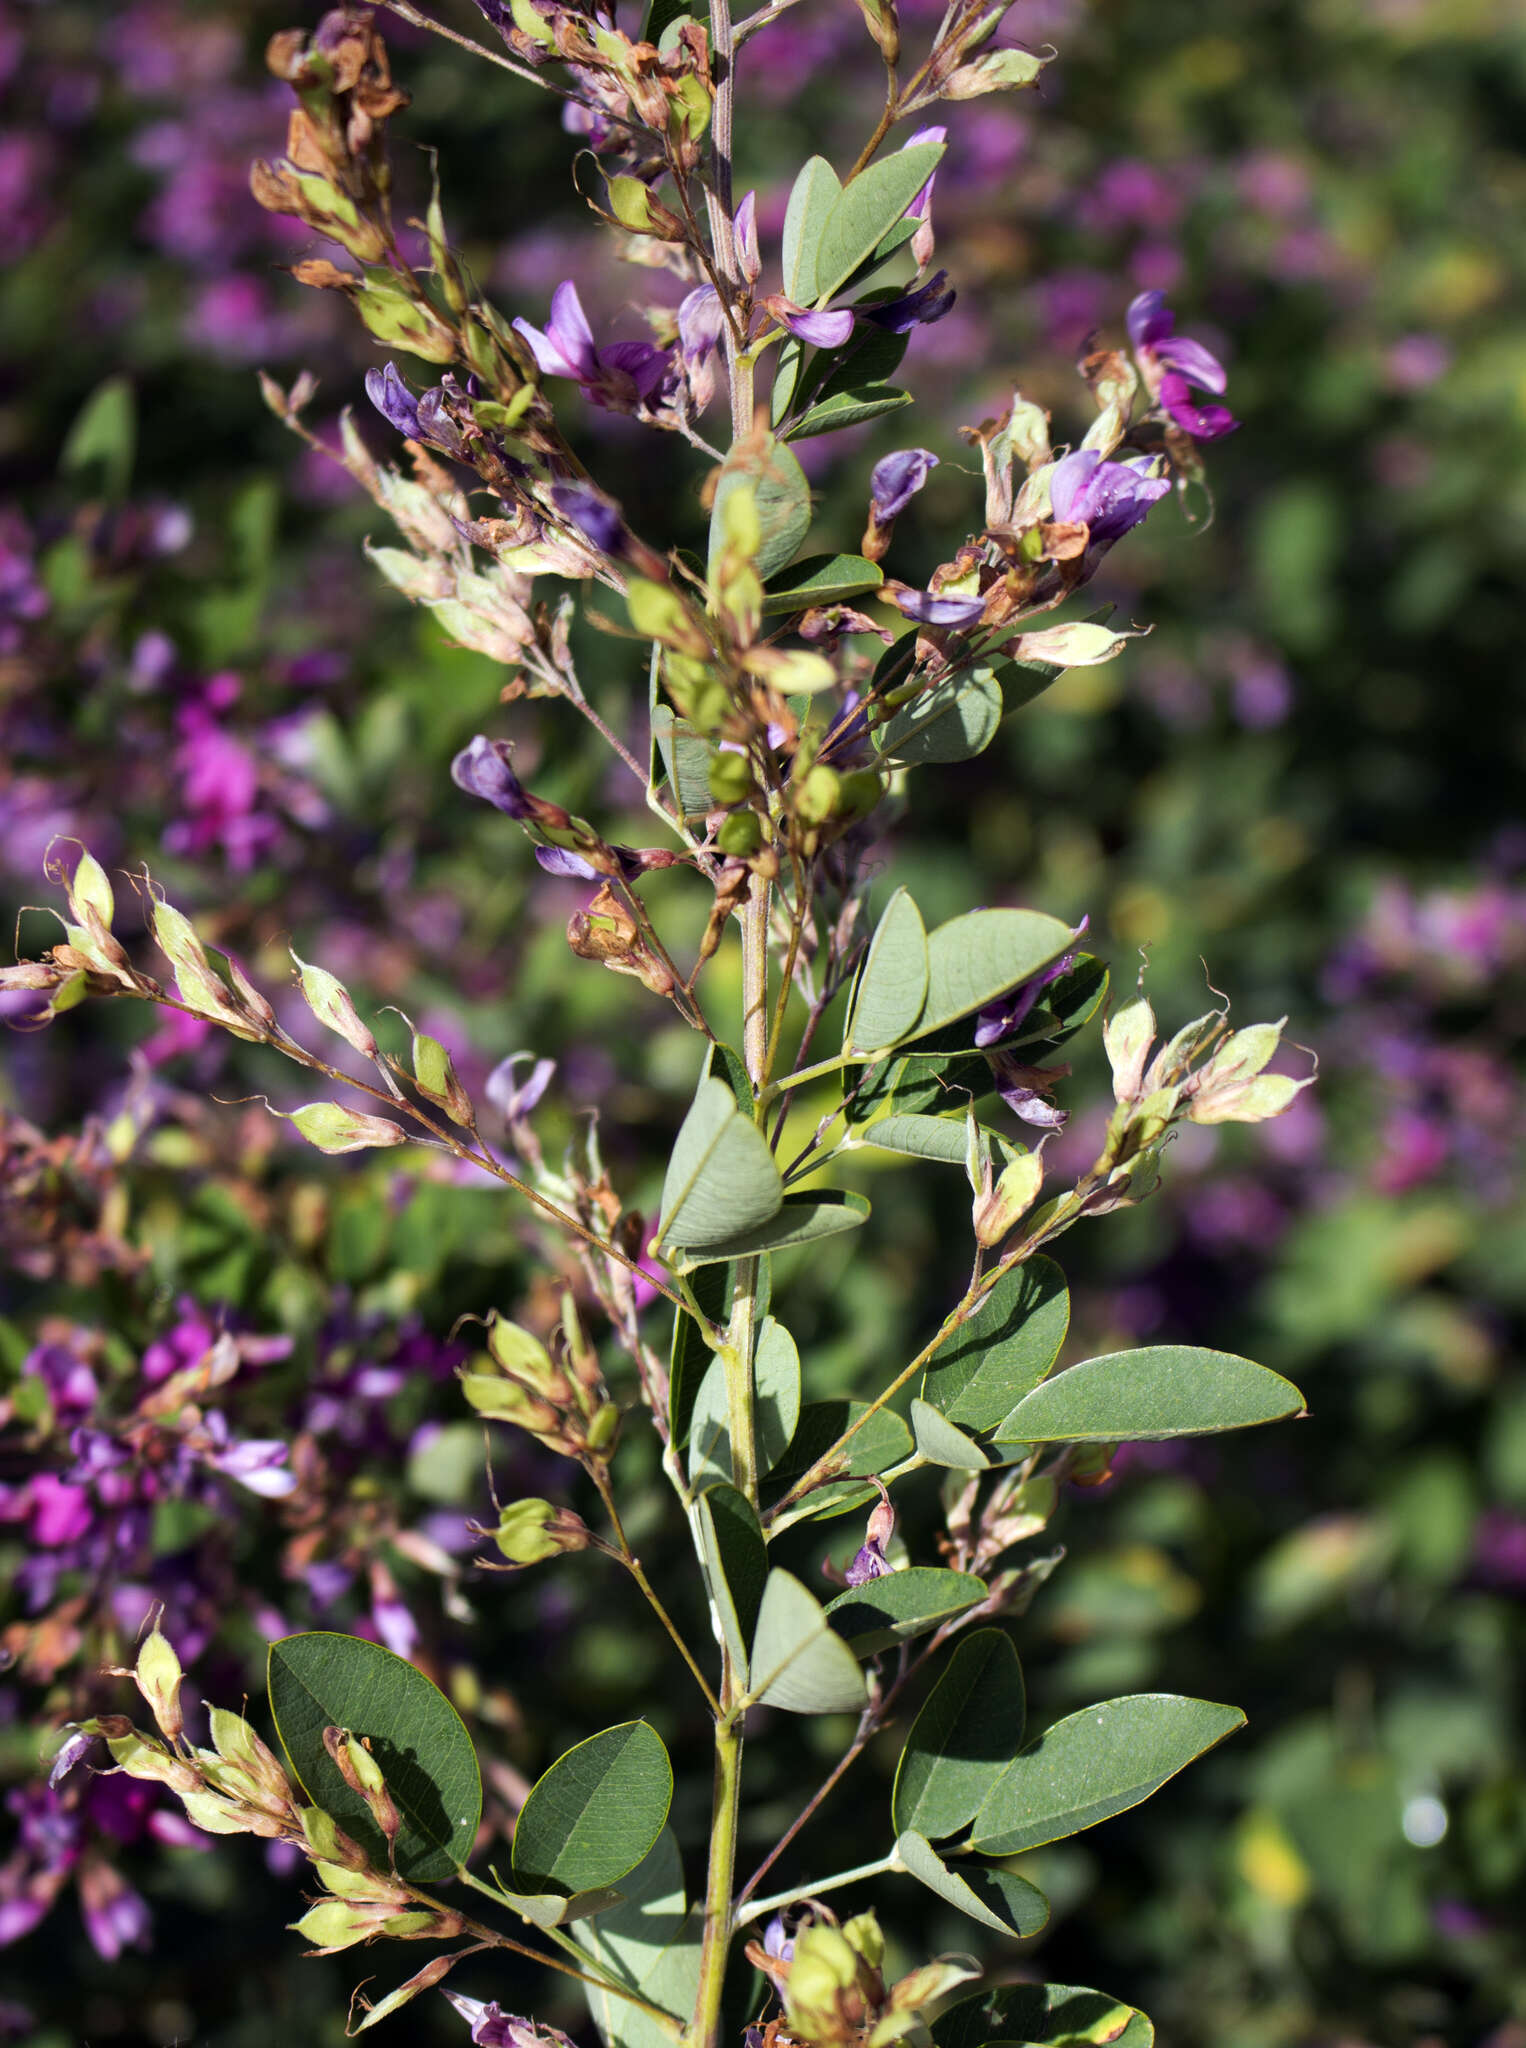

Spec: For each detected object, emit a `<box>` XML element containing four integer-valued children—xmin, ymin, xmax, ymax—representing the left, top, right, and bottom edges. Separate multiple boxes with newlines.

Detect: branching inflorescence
<box><xmin>5</xmin><ymin>3</ymin><xmax>1314</xmax><ymax>2044</ymax></box>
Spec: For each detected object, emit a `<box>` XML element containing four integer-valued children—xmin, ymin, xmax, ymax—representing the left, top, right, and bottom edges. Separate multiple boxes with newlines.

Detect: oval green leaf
<box><xmin>782</xmin><ymin>156</ymin><xmax>843</xmax><ymax>303</ymax></box>
<box><xmin>267</xmin><ymin>1632</ymin><xmax>481</xmax><ymax>1883</ymax></box>
<box><xmin>909</xmin><ymin>1397</ymin><xmax>989</xmax><ymax>1470</ymax></box>
<box><xmin>811</xmin><ymin>143</ymin><xmax>946</xmax><ymax>304</ymax></box>
<box><xmin>513</xmin><ymin>1721</ymin><xmax>674</xmax><ymax>1893</ymax></box>
<box><xmin>762</xmin><ymin>553</ymin><xmax>885</xmax><ymax>614</ymax></box>
<box><xmin>824</xmin><ymin>1567</ymin><xmax>987</xmax><ymax>1657</ymax></box>
<box><xmin>991</xmin><ymin>1347</ymin><xmax>1308</xmax><ymax>1444</ymax></box>
<box><xmin>856</xmin><ymin>1112</ymin><xmax>974</xmax><ymax>1167</ymax></box>
<box><xmin>919</xmin><ymin>909</ymin><xmax>1079</xmax><ymax>1038</ymax></box>
<box><xmin>697</xmin><ymin>1483</ymin><xmax>768</xmax><ymax>1680</ymax></box>
<box><xmin>708</xmin><ymin>433</ymin><xmax>812</xmax><ymax>584</ymax></box>
<box><xmin>876</xmin><ymin>666</ymin><xmax>1005</xmax><ymax>766</ymax></box>
<box><xmin>755</xmin><ymin>1315</ymin><xmax>802</xmax><ymax>1471</ymax></box>
<box><xmin>658</xmin><ymin>1076</ymin><xmax>782</xmax><ymax>1255</ymax></box>
<box><xmin>923</xmin><ymin>1256</ymin><xmax>1070</xmax><ymax>1434</ymax></box>
<box><xmin>748</xmin><ymin>1569</ymin><xmax>870</xmax><ymax>1714</ymax></box>
<box><xmin>893</xmin><ymin>1628</ymin><xmax>1026</xmax><ymax>1840</ymax></box>
<box><xmin>666</xmin><ymin>1190</ymin><xmax>869</xmax><ymax>1272</ymax></box>
<box><xmin>784</xmin><ymin>383</ymin><xmax>913</xmax><ymax>441</ymax></box>
<box><xmin>933</xmin><ymin>1982</ymin><xmax>1154</xmax><ymax>2048</ymax></box>
<box><xmin>849</xmin><ymin>888</ymin><xmax>929</xmax><ymax>1055</ymax></box>
<box><xmin>895</xmin><ymin>1830</ymin><xmax>1049</xmax><ymax>1939</ymax></box>
<box><xmin>970</xmin><ymin>1693</ymin><xmax>1246</xmax><ymax>1856</ymax></box>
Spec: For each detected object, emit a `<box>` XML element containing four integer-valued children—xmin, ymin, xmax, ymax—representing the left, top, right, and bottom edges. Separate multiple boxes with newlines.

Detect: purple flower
<box><xmin>844</xmin><ymin>1537</ymin><xmax>893</xmax><ymax>1585</ymax></box>
<box><xmin>679</xmin><ymin>284</ymin><xmax>726</xmax><ymax>369</ymax></box>
<box><xmin>486</xmin><ymin>1054</ymin><xmax>556</xmax><ymax>1122</ymax></box>
<box><xmin>443</xmin><ymin>1994</ymin><xmax>577</xmax><ymax>2048</ymax></box>
<box><xmin>974</xmin><ymin>923</ymin><xmax>1086</xmax><ymax>1047</ymax></box>
<box><xmin>1126</xmin><ymin>291</ymin><xmax>1238</xmax><ymax>441</ymax></box>
<box><xmin>513</xmin><ymin>282</ymin><xmax>673</xmax><ymax>412</ymax></box>
<box><xmin>46</xmin><ymin>1730</ymin><xmax>96</xmax><ymax>1792</ymax></box>
<box><xmin>870</xmin><ymin>448</ymin><xmax>939</xmax><ymax>523</ymax></box>
<box><xmin>903</xmin><ymin>124</ymin><xmax>945</xmax><ymax>268</ymax></box>
<box><xmin>451</xmin><ymin>736</ymin><xmax>534</xmax><ymax>819</ymax></box>
<box><xmin>364</xmin><ymin>362</ymin><xmax>423</xmax><ymax>440</ymax></box>
<box><xmin>734</xmin><ymin>191</ymin><xmax>760</xmax><ymax>283</ymax></box>
<box><xmin>1049</xmin><ymin>448</ymin><xmax>1170</xmax><ymax>545</ymax></box>
<box><xmin>863</xmin><ymin>270</ymin><xmax>955</xmax><ymax>332</ymax></box>
<box><xmin>201</xmin><ymin>1415</ymin><xmax>297</xmax><ymax>1499</ymax></box>
<box><xmin>78</xmin><ymin>1860</ymin><xmax>152</xmax><ymax>1963</ymax></box>
<box><xmin>776</xmin><ymin>303</ymin><xmax>856</xmax><ymax>349</ymax></box>
<box><xmin>763</xmin><ymin>1914</ymin><xmax>796</xmax><ymax>1962</ymax></box>
<box><xmin>886</xmin><ymin>587</ymin><xmax>985</xmax><ymax>628</ymax></box>
<box><xmin>550</xmin><ymin>482</ymin><xmax>624</xmax><ymax>557</ymax></box>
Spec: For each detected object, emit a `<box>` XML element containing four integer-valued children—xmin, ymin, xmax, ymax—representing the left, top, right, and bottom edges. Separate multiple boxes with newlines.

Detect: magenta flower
<box><xmin>1049</xmin><ymin>447</ymin><xmax>1171</xmax><ymax>544</ymax></box>
<box><xmin>513</xmin><ymin>281</ymin><xmax>673</xmax><ymax>411</ymax></box>
<box><xmin>1126</xmin><ymin>290</ymin><xmax>1238</xmax><ymax>441</ymax></box>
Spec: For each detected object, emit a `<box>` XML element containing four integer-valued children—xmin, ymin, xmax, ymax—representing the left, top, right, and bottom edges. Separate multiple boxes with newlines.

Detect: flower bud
<box><xmin>717</xmin><ymin>811</ymin><xmax>764</xmax><ymax>858</ymax></box>
<box><xmin>708</xmin><ymin>751</ymin><xmax>754</xmax><ymax>805</ymax></box>
<box><xmin>793</xmin><ymin>765</ymin><xmax>842</xmax><ymax>828</ymax></box>
<box><xmin>491</xmin><ymin>1498</ymin><xmax>593</xmax><ymax>1566</ymax></box>
<box><xmin>208</xmin><ymin>1708</ymin><xmax>293</xmax><ymax>1808</ymax></box>
<box><xmin>286</xmin><ymin>1102</ymin><xmax>409</xmax><ymax>1154</ymax></box>
<box><xmin>106</xmin><ymin>1729</ymin><xmax>199</xmax><ymax>1794</ymax></box>
<box><xmin>1103</xmin><ymin>994</ymin><xmax>1157</xmax><ymax>1104</ymax></box>
<box><xmin>301</xmin><ymin>1803</ymin><xmax>371</xmax><ymax>1871</ymax></box>
<box><xmin>411</xmin><ymin>1029</ymin><xmax>476</xmax><ymax>1127</ymax></box>
<box><xmin>292</xmin><ymin>951</ymin><xmax>377</xmax><ymax>1057</ymax></box>
<box><xmin>973</xmin><ymin>1147</ymin><xmax>1045</xmax><ymax>1247</ymax></box>
<box><xmin>135</xmin><ymin>1623</ymin><xmax>184</xmax><ymax>1742</ymax></box>
<box><xmin>324</xmin><ymin>1727</ymin><xmax>401</xmax><ymax>1848</ymax></box>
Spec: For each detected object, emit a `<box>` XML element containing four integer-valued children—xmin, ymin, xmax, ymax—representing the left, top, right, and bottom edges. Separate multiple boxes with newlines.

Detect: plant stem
<box><xmin>688</xmin><ymin>1714</ymin><xmax>744</xmax><ymax>2048</ymax></box>
<box><xmin>704</xmin><ymin>0</ymin><xmax>754</xmax><ymax>441</ymax></box>
<box><xmin>723</xmin><ymin>873</ymin><xmax>772</xmax><ymax>1507</ymax></box>
<box><xmin>591</xmin><ymin>1463</ymin><xmax>722</xmax><ymax>1715</ymax></box>
<box><xmin>735</xmin><ymin>1851</ymin><xmax>903</xmax><ymax>1928</ymax></box>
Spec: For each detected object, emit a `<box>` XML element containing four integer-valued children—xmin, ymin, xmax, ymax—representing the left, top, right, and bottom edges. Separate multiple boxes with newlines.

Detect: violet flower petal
<box><xmin>780</xmin><ymin>306</ymin><xmax>856</xmax><ymax>348</ymax></box>
<box><xmin>451</xmin><ymin>735</ymin><xmax>534</xmax><ymax>819</ymax></box>
<box><xmin>364</xmin><ymin>362</ymin><xmax>422</xmax><ymax>440</ymax></box>
<box><xmin>888</xmin><ymin>588</ymin><xmax>985</xmax><ymax>627</ymax></box>
<box><xmin>870</xmin><ymin>447</ymin><xmax>939</xmax><ymax>522</ymax></box>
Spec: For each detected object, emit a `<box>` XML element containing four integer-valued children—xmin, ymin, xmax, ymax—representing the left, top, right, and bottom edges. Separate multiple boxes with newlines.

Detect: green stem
<box><xmin>723</xmin><ymin>874</ymin><xmax>772</xmax><ymax>1506</ymax></box>
<box><xmin>688</xmin><ymin>1716</ymin><xmax>744</xmax><ymax>2048</ymax></box>
<box><xmin>734</xmin><ymin>1851</ymin><xmax>902</xmax><ymax>1928</ymax></box>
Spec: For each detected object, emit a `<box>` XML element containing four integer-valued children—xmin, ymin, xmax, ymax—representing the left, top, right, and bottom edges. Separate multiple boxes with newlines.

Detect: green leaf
<box><xmin>687</xmin><ymin>1355</ymin><xmax>735</xmax><ymax>1491</ymax></box>
<box><xmin>708</xmin><ymin>433</ymin><xmax>812</xmax><ymax>585</ymax></box>
<box><xmin>513</xmin><ymin>1722</ymin><xmax>674</xmax><ymax>1892</ymax></box>
<box><xmin>575</xmin><ymin>1830</ymin><xmax>702</xmax><ymax>2048</ymax></box>
<box><xmin>755</xmin><ymin>1315</ymin><xmax>802</xmax><ymax>1471</ymax></box>
<box><xmin>641</xmin><ymin>0</ymin><xmax>692</xmax><ymax>40</ymax></box>
<box><xmin>810</xmin><ymin>144</ymin><xmax>946</xmax><ymax>304</ymax></box>
<box><xmin>748</xmin><ymin>1569</ymin><xmax>871</xmax><ymax>1714</ymax></box>
<box><xmin>771</xmin><ymin>335</ymin><xmax>806</xmax><ymax>427</ymax></box>
<box><xmin>923</xmin><ymin>1256</ymin><xmax>1070</xmax><ymax>1434</ymax></box>
<box><xmin>775</xmin><ymin>1400</ymin><xmax>914</xmax><ymax>1480</ymax></box>
<box><xmin>650</xmin><ymin>705</ymin><xmax>714</xmax><ymax>824</ymax></box>
<box><xmin>697</xmin><ymin>1484</ymin><xmax>768</xmax><ymax>1679</ymax></box>
<box><xmin>909</xmin><ymin>1397</ymin><xmax>989</xmax><ymax>1469</ymax></box>
<box><xmin>60</xmin><ymin>374</ymin><xmax>136</xmax><ymax>501</ymax></box>
<box><xmin>856</xmin><ymin>1113</ymin><xmax>971</xmax><ymax>1166</ymax></box>
<box><xmin>658</xmin><ymin>1076</ymin><xmax>782</xmax><ymax>1255</ymax></box>
<box><xmin>782</xmin><ymin>156</ymin><xmax>843</xmax><ymax>304</ymax></box>
<box><xmin>893</xmin><ymin>1629</ymin><xmax>1026</xmax><ymax>1839</ymax></box>
<box><xmin>762</xmin><ymin>554</ymin><xmax>885</xmax><ymax>615</ymax></box>
<box><xmin>784</xmin><ymin>383</ymin><xmax>912</xmax><ymax>441</ymax></box>
<box><xmin>668</xmin><ymin>1263</ymin><xmax>728</xmax><ymax>1452</ymax></box>
<box><xmin>665</xmin><ymin>1190</ymin><xmax>868</xmax><ymax>1272</ymax></box>
<box><xmin>824</xmin><ymin>1567</ymin><xmax>987</xmax><ymax>1657</ymax></box>
<box><xmin>849</xmin><ymin>888</ymin><xmax>929</xmax><ymax>1055</ymax></box>
<box><xmin>875</xmin><ymin>666</ymin><xmax>1005</xmax><ymax>766</ymax></box>
<box><xmin>267</xmin><ymin>1632</ymin><xmax>481</xmax><ymax>1883</ymax></box>
<box><xmin>970</xmin><ymin>1694</ymin><xmax>1247</xmax><ymax>1855</ymax></box>
<box><xmin>992</xmin><ymin>1347</ymin><xmax>1307</xmax><ymax>1444</ymax></box>
<box><xmin>934</xmin><ymin>1982</ymin><xmax>1154</xmax><ymax>2048</ymax></box>
<box><xmin>919</xmin><ymin>909</ymin><xmax>1078</xmax><ymax>1038</ymax></box>
<box><xmin>489</xmin><ymin>1882</ymin><xmax>629</xmax><ymax>1930</ymax></box>
<box><xmin>895</xmin><ymin>1830</ymin><xmax>1049</xmax><ymax>1939</ymax></box>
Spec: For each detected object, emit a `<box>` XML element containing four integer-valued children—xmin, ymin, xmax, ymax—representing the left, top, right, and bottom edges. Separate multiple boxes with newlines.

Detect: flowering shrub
<box><xmin>3</xmin><ymin>2</ymin><xmax>1524</xmax><ymax>2047</ymax></box>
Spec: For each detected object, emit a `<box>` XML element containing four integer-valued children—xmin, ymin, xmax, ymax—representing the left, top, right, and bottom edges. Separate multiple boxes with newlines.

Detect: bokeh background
<box><xmin>3</xmin><ymin>0</ymin><xmax>1524</xmax><ymax>2043</ymax></box>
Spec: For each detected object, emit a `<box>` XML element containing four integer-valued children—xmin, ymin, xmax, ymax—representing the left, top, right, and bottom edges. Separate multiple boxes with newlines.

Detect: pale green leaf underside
<box><xmin>876</xmin><ymin>666</ymin><xmax>1004</xmax><ymax>766</ymax></box>
<box><xmin>857</xmin><ymin>1113</ymin><xmax>971</xmax><ymax>1166</ymax></box>
<box><xmin>696</xmin><ymin>1483</ymin><xmax>767</xmax><ymax>1680</ymax></box>
<box><xmin>749</xmin><ymin>1568</ymin><xmax>871</xmax><ymax>1714</ymax></box>
<box><xmin>970</xmin><ymin>1693</ymin><xmax>1246</xmax><ymax>1855</ymax></box>
<box><xmin>708</xmin><ymin>435</ymin><xmax>812</xmax><ymax>584</ymax></box>
<box><xmin>895</xmin><ymin>1829</ymin><xmax>1049</xmax><ymax>1938</ymax></box>
<box><xmin>992</xmin><ymin>1346</ymin><xmax>1308</xmax><ymax>1444</ymax></box>
<box><xmin>909</xmin><ymin>1396</ymin><xmax>989</xmax><ymax>1469</ymax></box>
<box><xmin>849</xmin><ymin>887</ymin><xmax>929</xmax><ymax>1054</ymax></box>
<box><xmin>920</xmin><ymin>908</ymin><xmax>1078</xmax><ymax>1038</ymax></box>
<box><xmin>267</xmin><ymin>1632</ymin><xmax>481</xmax><ymax>1884</ymax></box>
<box><xmin>575</xmin><ymin>1829</ymin><xmax>702</xmax><ymax>2048</ymax></box>
<box><xmin>893</xmin><ymin>1628</ymin><xmax>1026</xmax><ymax>1840</ymax></box>
<box><xmin>808</xmin><ymin>144</ymin><xmax>945</xmax><ymax>304</ymax></box>
<box><xmin>665</xmin><ymin>1190</ymin><xmax>868</xmax><ymax>1271</ymax></box>
<box><xmin>782</xmin><ymin>156</ymin><xmax>843</xmax><ymax>303</ymax></box>
<box><xmin>513</xmin><ymin>1720</ymin><xmax>673</xmax><ymax>1892</ymax></box>
<box><xmin>658</xmin><ymin>1076</ymin><xmax>782</xmax><ymax>1253</ymax></box>
<box><xmin>755</xmin><ymin>1315</ymin><xmax>802</xmax><ymax>1471</ymax></box>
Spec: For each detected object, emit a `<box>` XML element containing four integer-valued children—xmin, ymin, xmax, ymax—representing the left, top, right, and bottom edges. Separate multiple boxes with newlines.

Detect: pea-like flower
<box><xmin>513</xmin><ymin>281</ymin><xmax>674</xmax><ymax>412</ymax></box>
<box><xmin>1126</xmin><ymin>291</ymin><xmax>1238</xmax><ymax>441</ymax></box>
<box><xmin>1049</xmin><ymin>447</ymin><xmax>1171</xmax><ymax>545</ymax></box>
